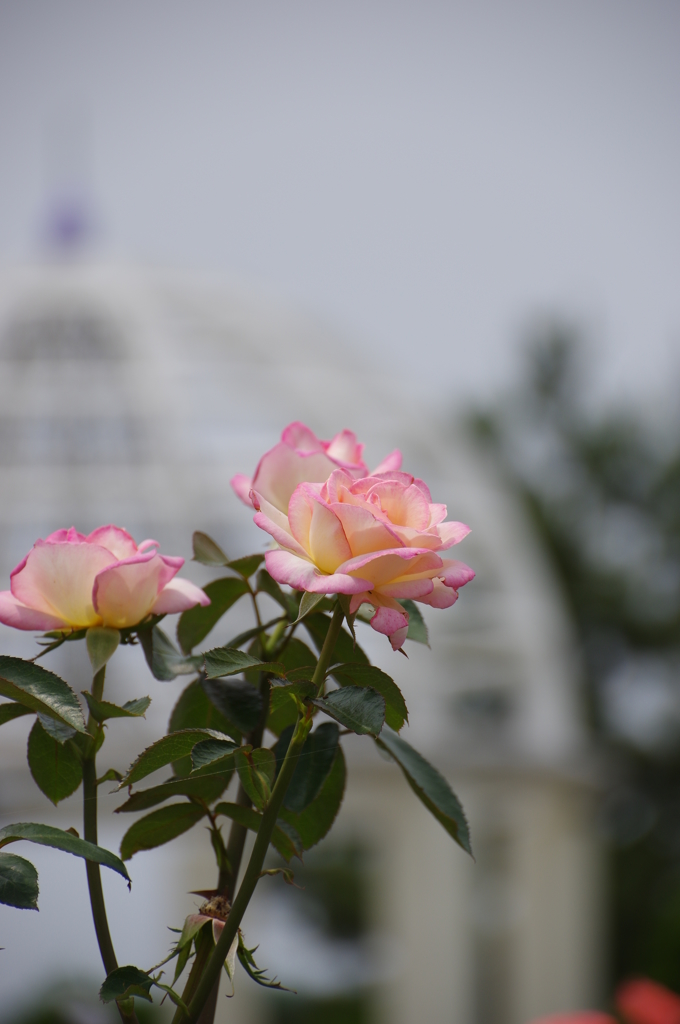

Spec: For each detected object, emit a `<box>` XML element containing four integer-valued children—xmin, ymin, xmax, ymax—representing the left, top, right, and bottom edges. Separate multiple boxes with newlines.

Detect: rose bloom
<box><xmin>616</xmin><ymin>979</ymin><xmax>680</xmax><ymax>1024</ymax></box>
<box><xmin>231</xmin><ymin>421</ymin><xmax>401</xmax><ymax>512</ymax></box>
<box><xmin>233</xmin><ymin>423</ymin><xmax>474</xmax><ymax>650</ymax></box>
<box><xmin>0</xmin><ymin>525</ymin><xmax>209</xmax><ymax>632</ymax></box>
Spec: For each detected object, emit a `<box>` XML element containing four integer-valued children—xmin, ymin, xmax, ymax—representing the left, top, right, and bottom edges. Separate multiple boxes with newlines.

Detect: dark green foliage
<box><xmin>192</xmin><ymin>530</ymin><xmax>230</xmax><ymax>566</ymax></box>
<box><xmin>81</xmin><ymin>693</ymin><xmax>151</xmax><ymax>722</ymax></box>
<box><xmin>139</xmin><ymin>626</ymin><xmax>201</xmax><ymax>681</ymax></box>
<box><xmin>279</xmin><ymin>746</ymin><xmax>346</xmax><ymax>850</ymax></box>
<box><xmin>119</xmin><ymin>803</ymin><xmax>207</xmax><ymax>860</ymax></box>
<box><xmin>177</xmin><ymin>577</ymin><xmax>249</xmax><ymax>654</ymax></box>
<box><xmin>27</xmin><ymin>719</ymin><xmax>82</xmax><ymax>804</ymax></box>
<box><xmin>304</xmin><ymin>613</ymin><xmax>369</xmax><ymax>666</ymax></box>
<box><xmin>122</xmin><ymin>728</ymin><xmax>233</xmax><ymax>785</ymax></box>
<box><xmin>234</xmin><ymin>747</ymin><xmax>276</xmax><ymax>809</ymax></box>
<box><xmin>332</xmin><ymin>664</ymin><xmax>408</xmax><ymax>731</ymax></box>
<box><xmin>190</xmin><ymin>739</ymin><xmax>238</xmax><ymax>773</ymax></box>
<box><xmin>203</xmin><ymin>646</ymin><xmax>285</xmax><ymax>679</ymax></box>
<box><xmin>228</xmin><ymin>553</ymin><xmax>265</xmax><ymax>578</ymax></box>
<box><xmin>376</xmin><ymin>727</ymin><xmax>472</xmax><ymax>855</ymax></box>
<box><xmin>275</xmin><ymin>722</ymin><xmax>340</xmax><ymax>812</ymax></box>
<box><xmin>201</xmin><ymin>677</ymin><xmax>263</xmax><ymax>734</ymax></box>
<box><xmin>169</xmin><ymin>679</ymin><xmax>239</xmax><ymax>775</ymax></box>
<box><xmin>311</xmin><ymin>686</ymin><xmax>385</xmax><ymax>736</ymax></box>
<box><xmin>0</xmin><ymin>852</ymin><xmax>39</xmax><ymax>909</ymax></box>
<box><xmin>100</xmin><ymin>966</ymin><xmax>154</xmax><ymax>1003</ymax></box>
<box><xmin>0</xmin><ymin>822</ymin><xmax>130</xmax><ymax>882</ymax></box>
<box><xmin>115</xmin><ymin>773</ymin><xmax>231</xmax><ymax>813</ymax></box>
<box><xmin>0</xmin><ymin>702</ymin><xmax>34</xmax><ymax>726</ymax></box>
<box><xmin>0</xmin><ymin>657</ymin><xmax>86</xmax><ymax>733</ymax></box>
<box><xmin>214</xmin><ymin>802</ymin><xmax>301</xmax><ymax>861</ymax></box>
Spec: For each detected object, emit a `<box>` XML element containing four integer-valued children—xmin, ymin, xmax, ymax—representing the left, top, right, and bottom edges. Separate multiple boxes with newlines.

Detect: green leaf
<box><xmin>0</xmin><ymin>823</ymin><xmax>130</xmax><ymax>882</ymax></box>
<box><xmin>169</xmin><ymin>680</ymin><xmax>240</xmax><ymax>775</ymax></box>
<box><xmin>256</xmin><ymin>570</ymin><xmax>298</xmax><ymax>619</ymax></box>
<box><xmin>303</xmin><ymin>614</ymin><xmax>369</xmax><ymax>667</ymax></box>
<box><xmin>122</xmin><ymin>729</ymin><xmax>234</xmax><ymax>786</ymax></box>
<box><xmin>27</xmin><ymin>719</ymin><xmax>83</xmax><ymax>804</ymax></box>
<box><xmin>279</xmin><ymin>638</ymin><xmax>317</xmax><ymax>672</ymax></box>
<box><xmin>332</xmin><ymin>664</ymin><xmax>408</xmax><ymax>731</ymax></box>
<box><xmin>120</xmin><ymin>803</ymin><xmax>207</xmax><ymax>860</ymax></box>
<box><xmin>0</xmin><ymin>852</ymin><xmax>39</xmax><ymax>909</ymax></box>
<box><xmin>177</xmin><ymin>577</ymin><xmax>250</xmax><ymax>654</ymax></box>
<box><xmin>234</xmin><ymin>747</ymin><xmax>276</xmax><ymax>809</ymax></box>
<box><xmin>311</xmin><ymin>686</ymin><xmax>385</xmax><ymax>736</ymax></box>
<box><xmin>213</xmin><ymin>803</ymin><xmax>301</xmax><ymax>862</ymax></box>
<box><xmin>97</xmin><ymin>768</ymin><xmax>123</xmax><ymax>787</ymax></box>
<box><xmin>190</xmin><ymin>739</ymin><xmax>238</xmax><ymax>773</ymax></box>
<box><xmin>36</xmin><ymin>713</ymin><xmax>76</xmax><ymax>742</ymax></box>
<box><xmin>192</xmin><ymin>531</ymin><xmax>230</xmax><ymax>566</ymax></box>
<box><xmin>279</xmin><ymin>746</ymin><xmax>346</xmax><ymax>850</ymax></box>
<box><xmin>86</xmin><ymin>627</ymin><xmax>121</xmax><ymax>674</ymax></box>
<box><xmin>295</xmin><ymin>591</ymin><xmax>328</xmax><ymax>623</ymax></box>
<box><xmin>282</xmin><ymin>722</ymin><xmax>340</xmax><ymax>813</ymax></box>
<box><xmin>237</xmin><ymin>931</ymin><xmax>295</xmax><ymax>992</ymax></box>
<box><xmin>139</xmin><ymin>626</ymin><xmax>202</xmax><ymax>681</ymax></box>
<box><xmin>222</xmin><ymin>616</ymin><xmax>285</xmax><ymax>651</ymax></box>
<box><xmin>398</xmin><ymin>599</ymin><xmax>429</xmax><ymax>645</ymax></box>
<box><xmin>227</xmin><ymin>553</ymin><xmax>265</xmax><ymax>579</ymax></box>
<box><xmin>82</xmin><ymin>693</ymin><xmax>151</xmax><ymax>722</ymax></box>
<box><xmin>0</xmin><ymin>657</ymin><xmax>86</xmax><ymax>733</ymax></box>
<box><xmin>201</xmin><ymin>677</ymin><xmax>263</xmax><ymax>734</ymax></box>
<box><xmin>0</xmin><ymin>702</ymin><xmax>34</xmax><ymax>726</ymax></box>
<box><xmin>268</xmin><ymin>679</ymin><xmax>315</xmax><ymax>737</ymax></box>
<box><xmin>115</xmin><ymin>772</ymin><xmax>233</xmax><ymax>813</ymax></box>
<box><xmin>100</xmin><ymin>965</ymin><xmax>154</xmax><ymax>1003</ymax></box>
<box><xmin>203</xmin><ymin>647</ymin><xmax>285</xmax><ymax>680</ymax></box>
<box><xmin>376</xmin><ymin>727</ymin><xmax>472</xmax><ymax>855</ymax></box>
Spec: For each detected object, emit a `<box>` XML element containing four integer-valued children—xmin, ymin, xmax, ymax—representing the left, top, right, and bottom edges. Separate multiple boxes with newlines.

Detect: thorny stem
<box><xmin>175</xmin><ymin>602</ymin><xmax>345</xmax><ymax>1024</ymax></box>
<box><xmin>83</xmin><ymin>666</ymin><xmax>139</xmax><ymax>1024</ymax></box>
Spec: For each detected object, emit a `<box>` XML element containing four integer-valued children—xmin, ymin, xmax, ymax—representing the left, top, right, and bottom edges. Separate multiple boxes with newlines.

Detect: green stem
<box><xmin>176</xmin><ymin>601</ymin><xmax>345</xmax><ymax>1024</ymax></box>
<box><xmin>83</xmin><ymin>666</ymin><xmax>139</xmax><ymax>1024</ymax></box>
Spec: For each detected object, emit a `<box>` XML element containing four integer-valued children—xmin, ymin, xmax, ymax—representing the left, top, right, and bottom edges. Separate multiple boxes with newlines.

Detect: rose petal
<box><xmin>86</xmin><ymin>525</ymin><xmax>139</xmax><ymax>560</ymax></box>
<box><xmin>11</xmin><ymin>540</ymin><xmax>114</xmax><ymax>628</ymax></box>
<box><xmin>337</xmin><ymin>548</ymin><xmax>443</xmax><ymax>588</ymax></box>
<box><xmin>152</xmin><ymin>577</ymin><xmax>210</xmax><ymax>615</ymax></box>
<box><xmin>418</xmin><ymin>578</ymin><xmax>459</xmax><ymax>608</ymax></box>
<box><xmin>439</xmin><ymin>560</ymin><xmax>475</xmax><ymax>588</ymax></box>
<box><xmin>252</xmin><ymin>443</ymin><xmax>338</xmax><ymax>513</ymax></box>
<box><xmin>230</xmin><ymin>473</ymin><xmax>254</xmax><ymax>507</ymax></box>
<box><xmin>436</xmin><ymin>522</ymin><xmax>472</xmax><ymax>548</ymax></box>
<box><xmin>371</xmin><ymin>449</ymin><xmax>402</xmax><ymax>474</ymax></box>
<box><xmin>330</xmin><ymin>502</ymin><xmax>403</xmax><ymax>558</ymax></box>
<box><xmin>378</xmin><ymin>578</ymin><xmax>435</xmax><ymax>600</ymax></box>
<box><xmin>264</xmin><ymin>549</ymin><xmax>370</xmax><ymax>594</ymax></box>
<box><xmin>93</xmin><ymin>551</ymin><xmax>178</xmax><ymax>629</ymax></box>
<box><xmin>0</xmin><ymin>591</ymin><xmax>69</xmax><ymax>631</ymax></box>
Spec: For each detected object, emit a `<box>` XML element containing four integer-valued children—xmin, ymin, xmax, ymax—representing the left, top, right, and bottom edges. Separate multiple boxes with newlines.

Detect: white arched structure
<box><xmin>0</xmin><ymin>261</ymin><xmax>603</xmax><ymax>1024</ymax></box>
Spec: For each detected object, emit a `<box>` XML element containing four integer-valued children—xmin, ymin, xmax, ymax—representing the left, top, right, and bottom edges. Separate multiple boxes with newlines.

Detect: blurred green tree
<box><xmin>470</xmin><ymin>326</ymin><xmax>680</xmax><ymax>989</ymax></box>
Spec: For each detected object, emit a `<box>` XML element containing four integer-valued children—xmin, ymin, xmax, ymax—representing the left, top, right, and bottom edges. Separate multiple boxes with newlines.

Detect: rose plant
<box><xmin>0</xmin><ymin>423</ymin><xmax>474</xmax><ymax>1024</ymax></box>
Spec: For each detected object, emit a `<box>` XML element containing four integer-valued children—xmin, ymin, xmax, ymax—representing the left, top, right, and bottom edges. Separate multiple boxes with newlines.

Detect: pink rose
<box><xmin>251</xmin><ymin>463</ymin><xmax>474</xmax><ymax>651</ymax></box>
<box><xmin>0</xmin><ymin>525</ymin><xmax>209</xmax><ymax>632</ymax></box>
<box><xmin>231</xmin><ymin>421</ymin><xmax>401</xmax><ymax>513</ymax></box>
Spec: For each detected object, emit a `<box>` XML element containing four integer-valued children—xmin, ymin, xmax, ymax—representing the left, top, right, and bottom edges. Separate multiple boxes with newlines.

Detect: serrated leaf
<box><xmin>203</xmin><ymin>647</ymin><xmax>285</xmax><ymax>680</ymax></box>
<box><xmin>192</xmin><ymin>531</ymin><xmax>229</xmax><ymax>566</ymax></box>
<box><xmin>86</xmin><ymin>627</ymin><xmax>121</xmax><ymax>674</ymax></box>
<box><xmin>36</xmin><ymin>712</ymin><xmax>76</xmax><ymax>742</ymax></box>
<box><xmin>139</xmin><ymin>626</ymin><xmax>202</xmax><ymax>681</ymax></box>
<box><xmin>228</xmin><ymin>554</ymin><xmax>265</xmax><ymax>578</ymax></box>
<box><xmin>282</xmin><ymin>722</ymin><xmax>339</xmax><ymax>813</ymax></box>
<box><xmin>376</xmin><ymin>727</ymin><xmax>472</xmax><ymax>855</ymax></box>
<box><xmin>169</xmin><ymin>681</ymin><xmax>240</xmax><ymax>776</ymax></box>
<box><xmin>311</xmin><ymin>686</ymin><xmax>385</xmax><ymax>736</ymax></box>
<box><xmin>190</xmin><ymin>739</ymin><xmax>238</xmax><ymax>773</ymax></box>
<box><xmin>0</xmin><ymin>657</ymin><xmax>86</xmax><ymax>733</ymax></box>
<box><xmin>82</xmin><ymin>693</ymin><xmax>151</xmax><ymax>722</ymax></box>
<box><xmin>303</xmin><ymin>614</ymin><xmax>369</xmax><ymax>667</ymax></box>
<box><xmin>27</xmin><ymin>720</ymin><xmax>83</xmax><ymax>804</ymax></box>
<box><xmin>332</xmin><ymin>664</ymin><xmax>408</xmax><ymax>731</ymax></box>
<box><xmin>115</xmin><ymin>772</ymin><xmax>233</xmax><ymax>813</ymax></box>
<box><xmin>267</xmin><ymin>681</ymin><xmax>313</xmax><ymax>738</ymax></box>
<box><xmin>256</xmin><ymin>570</ymin><xmax>298</xmax><ymax>619</ymax></box>
<box><xmin>122</xmin><ymin>729</ymin><xmax>234</xmax><ymax>786</ymax></box>
<box><xmin>398</xmin><ymin>599</ymin><xmax>429</xmax><ymax>645</ymax></box>
<box><xmin>237</xmin><ymin>930</ymin><xmax>295</xmax><ymax>991</ymax></box>
<box><xmin>201</xmin><ymin>677</ymin><xmax>263</xmax><ymax>734</ymax></box>
<box><xmin>279</xmin><ymin>745</ymin><xmax>346</xmax><ymax>850</ymax></box>
<box><xmin>214</xmin><ymin>802</ymin><xmax>301</xmax><ymax>862</ymax></box>
<box><xmin>120</xmin><ymin>803</ymin><xmax>207</xmax><ymax>860</ymax></box>
<box><xmin>0</xmin><ymin>823</ymin><xmax>130</xmax><ymax>882</ymax></box>
<box><xmin>177</xmin><ymin>577</ymin><xmax>250</xmax><ymax>654</ymax></box>
<box><xmin>235</xmin><ymin>747</ymin><xmax>276</xmax><ymax>809</ymax></box>
<box><xmin>0</xmin><ymin>852</ymin><xmax>39</xmax><ymax>909</ymax></box>
<box><xmin>0</xmin><ymin>702</ymin><xmax>34</xmax><ymax>726</ymax></box>
<box><xmin>100</xmin><ymin>966</ymin><xmax>154</xmax><ymax>1003</ymax></box>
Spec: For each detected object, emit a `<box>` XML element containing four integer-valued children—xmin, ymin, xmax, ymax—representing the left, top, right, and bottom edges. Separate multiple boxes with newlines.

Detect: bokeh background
<box><xmin>1</xmin><ymin>2</ymin><xmax>679</xmax><ymax>1023</ymax></box>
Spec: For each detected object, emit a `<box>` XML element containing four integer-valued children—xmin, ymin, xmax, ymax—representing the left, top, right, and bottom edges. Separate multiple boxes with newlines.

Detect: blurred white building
<box><xmin>0</xmin><ymin>259</ymin><xmax>604</xmax><ymax>1024</ymax></box>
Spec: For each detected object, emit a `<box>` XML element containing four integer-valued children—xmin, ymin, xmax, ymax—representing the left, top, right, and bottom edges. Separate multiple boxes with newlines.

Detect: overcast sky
<box><xmin>1</xmin><ymin>0</ymin><xmax>678</xmax><ymax>407</ymax></box>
